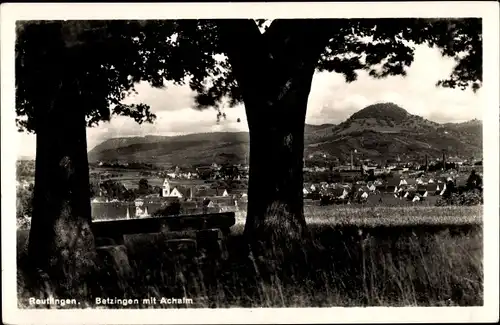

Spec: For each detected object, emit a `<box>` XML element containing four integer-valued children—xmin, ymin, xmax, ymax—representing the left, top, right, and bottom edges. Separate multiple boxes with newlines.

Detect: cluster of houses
<box><xmin>89</xmin><ymin>155</ymin><xmax>483</xmax><ymax>218</ymax></box>
<box><xmin>164</xmin><ymin>166</ymin><xmax>198</xmax><ymax>180</ymax></box>
<box><xmin>143</xmin><ymin>163</ymin><xmax>250</xmax><ymax>181</ymax></box>
<box><xmin>91</xmin><ymin>178</ymin><xmax>248</xmax><ymax>219</ymax></box>
<box><xmin>304</xmin><ymin>171</ymin><xmax>477</xmax><ymax>204</ymax></box>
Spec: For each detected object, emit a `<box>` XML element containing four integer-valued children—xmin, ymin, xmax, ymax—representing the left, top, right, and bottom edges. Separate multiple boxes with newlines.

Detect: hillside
<box><xmin>304</xmin><ymin>103</ymin><xmax>482</xmax><ymax>162</ymax></box>
<box><xmin>88</xmin><ymin>102</ymin><xmax>482</xmax><ymax>166</ymax></box>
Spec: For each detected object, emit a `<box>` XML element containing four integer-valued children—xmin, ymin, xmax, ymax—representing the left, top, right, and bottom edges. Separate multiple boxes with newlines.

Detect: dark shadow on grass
<box><xmin>17</xmin><ymin>223</ymin><xmax>483</xmax><ymax>308</ymax></box>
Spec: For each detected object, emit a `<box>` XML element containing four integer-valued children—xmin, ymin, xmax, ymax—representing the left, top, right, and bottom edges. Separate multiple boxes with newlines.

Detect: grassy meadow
<box><xmin>17</xmin><ymin>205</ymin><xmax>483</xmax><ymax>308</ymax></box>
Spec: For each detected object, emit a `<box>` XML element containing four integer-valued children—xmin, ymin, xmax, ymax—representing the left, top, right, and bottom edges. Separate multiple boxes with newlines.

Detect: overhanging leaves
<box><xmin>16</xmin><ymin>18</ymin><xmax>482</xmax><ymax>132</ymax></box>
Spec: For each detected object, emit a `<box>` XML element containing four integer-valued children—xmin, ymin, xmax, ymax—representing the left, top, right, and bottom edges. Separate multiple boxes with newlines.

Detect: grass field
<box><xmin>17</xmin><ymin>205</ymin><xmax>483</xmax><ymax>308</ymax></box>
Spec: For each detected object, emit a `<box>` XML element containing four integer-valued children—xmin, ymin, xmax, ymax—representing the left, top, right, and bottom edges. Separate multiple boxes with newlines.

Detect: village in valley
<box><xmin>15</xmin><ymin>141</ymin><xmax>483</xmax><ymax>225</ymax></box>
<box><xmin>71</xmin><ymin>149</ymin><xmax>483</xmax><ymax>221</ymax></box>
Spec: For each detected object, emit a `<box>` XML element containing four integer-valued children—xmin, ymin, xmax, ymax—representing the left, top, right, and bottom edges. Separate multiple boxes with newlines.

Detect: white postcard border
<box><xmin>1</xmin><ymin>2</ymin><xmax>498</xmax><ymax>324</ymax></box>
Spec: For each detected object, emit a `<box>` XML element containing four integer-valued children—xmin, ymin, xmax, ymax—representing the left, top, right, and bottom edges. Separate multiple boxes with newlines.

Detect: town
<box><xmin>15</xmin><ymin>150</ymin><xmax>483</xmax><ymax>226</ymax></box>
<box><xmin>74</xmin><ymin>151</ymin><xmax>483</xmax><ymax>221</ymax></box>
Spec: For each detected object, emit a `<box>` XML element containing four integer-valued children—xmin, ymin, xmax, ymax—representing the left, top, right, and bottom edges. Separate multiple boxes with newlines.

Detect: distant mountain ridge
<box><xmin>88</xmin><ymin>103</ymin><xmax>482</xmax><ymax>166</ymax></box>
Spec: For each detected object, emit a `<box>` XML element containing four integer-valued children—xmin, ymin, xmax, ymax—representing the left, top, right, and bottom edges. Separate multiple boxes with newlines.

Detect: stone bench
<box><xmin>91</xmin><ymin>212</ymin><xmax>236</xmax><ymax>260</ymax></box>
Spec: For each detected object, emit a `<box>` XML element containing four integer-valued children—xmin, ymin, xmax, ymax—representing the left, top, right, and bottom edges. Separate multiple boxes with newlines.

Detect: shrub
<box><xmin>436</xmin><ymin>190</ymin><xmax>483</xmax><ymax>207</ymax></box>
<box><xmin>17</xmin><ymin>215</ymin><xmax>31</xmax><ymax>230</ymax></box>
<box><xmin>16</xmin><ymin>184</ymin><xmax>33</xmax><ymax>226</ymax></box>
<box><xmin>153</xmin><ymin>201</ymin><xmax>182</xmax><ymax>216</ymax></box>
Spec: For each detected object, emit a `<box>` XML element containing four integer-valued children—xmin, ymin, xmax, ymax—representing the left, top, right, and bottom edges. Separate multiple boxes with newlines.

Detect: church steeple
<box><xmin>162</xmin><ymin>178</ymin><xmax>171</xmax><ymax>197</ymax></box>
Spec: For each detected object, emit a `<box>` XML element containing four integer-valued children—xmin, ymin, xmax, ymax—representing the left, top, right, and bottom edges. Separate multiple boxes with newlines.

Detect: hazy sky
<box><xmin>17</xmin><ymin>44</ymin><xmax>483</xmax><ymax>158</ymax></box>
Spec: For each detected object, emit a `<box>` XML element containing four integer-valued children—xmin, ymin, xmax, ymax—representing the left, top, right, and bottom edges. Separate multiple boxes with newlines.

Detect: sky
<box><xmin>17</xmin><ymin>44</ymin><xmax>483</xmax><ymax>159</ymax></box>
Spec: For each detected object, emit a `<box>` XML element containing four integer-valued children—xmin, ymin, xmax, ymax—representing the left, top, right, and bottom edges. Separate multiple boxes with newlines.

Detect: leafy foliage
<box><xmin>436</xmin><ymin>190</ymin><xmax>483</xmax><ymax>207</ymax></box>
<box><xmin>90</xmin><ymin>179</ymin><xmax>136</xmax><ymax>201</ymax></box>
<box><xmin>16</xmin><ymin>18</ymin><xmax>482</xmax><ymax>131</ymax></box>
<box><xmin>466</xmin><ymin>170</ymin><xmax>482</xmax><ymax>190</ymax></box>
<box><xmin>16</xmin><ymin>184</ymin><xmax>34</xmax><ymax>220</ymax></box>
<box><xmin>152</xmin><ymin>201</ymin><xmax>182</xmax><ymax>217</ymax></box>
<box><xmin>15</xmin><ymin>20</ymin><xmax>219</xmax><ymax>132</ymax></box>
<box><xmin>16</xmin><ymin>160</ymin><xmax>35</xmax><ymax>178</ymax></box>
<box><xmin>137</xmin><ymin>178</ymin><xmax>150</xmax><ymax>195</ymax></box>
<box><xmin>317</xmin><ymin>18</ymin><xmax>481</xmax><ymax>89</ymax></box>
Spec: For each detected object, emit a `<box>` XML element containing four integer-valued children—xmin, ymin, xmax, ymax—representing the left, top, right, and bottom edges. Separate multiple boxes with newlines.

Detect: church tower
<box><xmin>162</xmin><ymin>178</ymin><xmax>171</xmax><ymax>197</ymax></box>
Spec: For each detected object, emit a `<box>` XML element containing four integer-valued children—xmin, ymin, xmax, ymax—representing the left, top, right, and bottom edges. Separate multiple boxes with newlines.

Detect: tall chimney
<box><xmin>351</xmin><ymin>151</ymin><xmax>354</xmax><ymax>170</ymax></box>
<box><xmin>442</xmin><ymin>151</ymin><xmax>446</xmax><ymax>170</ymax></box>
<box><xmin>425</xmin><ymin>154</ymin><xmax>428</xmax><ymax>171</ymax></box>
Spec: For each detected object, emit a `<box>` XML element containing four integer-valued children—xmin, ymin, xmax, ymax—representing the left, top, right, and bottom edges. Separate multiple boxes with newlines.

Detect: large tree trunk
<box><xmin>26</xmin><ymin>23</ymin><xmax>96</xmax><ymax>295</ymax></box>
<box><xmin>28</xmin><ymin>98</ymin><xmax>96</xmax><ymax>295</ymax></box>
<box><xmin>243</xmin><ymin>71</ymin><xmax>314</xmax><ymax>244</ymax></box>
<box><xmin>240</xmin><ymin>69</ymin><xmax>318</xmax><ymax>278</ymax></box>
<box><xmin>217</xmin><ymin>20</ymin><xmax>332</xmax><ymax>247</ymax></box>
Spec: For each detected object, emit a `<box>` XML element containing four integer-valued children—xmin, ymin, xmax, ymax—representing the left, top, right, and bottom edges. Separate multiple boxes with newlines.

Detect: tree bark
<box><xmin>28</xmin><ymin>96</ymin><xmax>96</xmax><ymax>294</ymax></box>
<box><xmin>243</xmin><ymin>70</ymin><xmax>314</xmax><ymax>243</ymax></box>
<box><xmin>217</xmin><ymin>20</ymin><xmax>332</xmax><ymax>247</ymax></box>
<box><xmin>26</xmin><ymin>23</ymin><xmax>96</xmax><ymax>295</ymax></box>
<box><xmin>28</xmin><ymin>93</ymin><xmax>96</xmax><ymax>295</ymax></box>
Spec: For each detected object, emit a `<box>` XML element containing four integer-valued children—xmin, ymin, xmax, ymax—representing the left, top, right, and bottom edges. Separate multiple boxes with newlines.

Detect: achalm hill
<box><xmin>88</xmin><ymin>102</ymin><xmax>482</xmax><ymax>166</ymax></box>
<box><xmin>305</xmin><ymin>103</ymin><xmax>482</xmax><ymax>163</ymax></box>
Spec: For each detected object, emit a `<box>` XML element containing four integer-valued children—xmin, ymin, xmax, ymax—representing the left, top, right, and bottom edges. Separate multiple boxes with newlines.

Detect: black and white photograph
<box><xmin>2</xmin><ymin>2</ymin><xmax>499</xmax><ymax>324</ymax></box>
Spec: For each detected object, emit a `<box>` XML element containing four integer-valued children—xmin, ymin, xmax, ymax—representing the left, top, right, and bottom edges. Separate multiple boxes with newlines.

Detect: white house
<box><xmin>134</xmin><ymin>199</ymin><xmax>150</xmax><ymax>217</ymax></box>
<box><xmin>169</xmin><ymin>187</ymin><xmax>183</xmax><ymax>198</ymax></box>
<box><xmin>162</xmin><ymin>178</ymin><xmax>171</xmax><ymax>197</ymax></box>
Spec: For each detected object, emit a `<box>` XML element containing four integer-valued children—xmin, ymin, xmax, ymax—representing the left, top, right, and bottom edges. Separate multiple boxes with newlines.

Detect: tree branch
<box><xmin>215</xmin><ymin>20</ymin><xmax>268</xmax><ymax>123</ymax></box>
<box><xmin>265</xmin><ymin>19</ymin><xmax>334</xmax><ymax>65</ymax></box>
<box><xmin>216</xmin><ymin>20</ymin><xmax>267</xmax><ymax>85</ymax></box>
